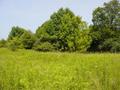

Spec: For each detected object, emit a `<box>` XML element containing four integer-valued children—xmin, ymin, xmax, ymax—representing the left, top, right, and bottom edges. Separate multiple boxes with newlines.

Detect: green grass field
<box><xmin>0</xmin><ymin>48</ymin><xmax>120</xmax><ymax>90</ymax></box>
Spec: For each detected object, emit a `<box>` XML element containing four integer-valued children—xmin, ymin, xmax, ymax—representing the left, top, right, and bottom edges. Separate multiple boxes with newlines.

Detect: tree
<box><xmin>89</xmin><ymin>0</ymin><xmax>120</xmax><ymax>51</ymax></box>
<box><xmin>20</xmin><ymin>31</ymin><xmax>36</xmax><ymax>49</ymax></box>
<box><xmin>7</xmin><ymin>26</ymin><xmax>26</xmax><ymax>50</ymax></box>
<box><xmin>92</xmin><ymin>0</ymin><xmax>120</xmax><ymax>31</ymax></box>
<box><xmin>36</xmin><ymin>8</ymin><xmax>91</xmax><ymax>52</ymax></box>
<box><xmin>8</xmin><ymin>26</ymin><xmax>26</xmax><ymax>40</ymax></box>
<box><xmin>7</xmin><ymin>26</ymin><xmax>36</xmax><ymax>50</ymax></box>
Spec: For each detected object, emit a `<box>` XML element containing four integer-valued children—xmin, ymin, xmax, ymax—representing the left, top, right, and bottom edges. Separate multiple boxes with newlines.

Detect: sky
<box><xmin>0</xmin><ymin>0</ymin><xmax>111</xmax><ymax>39</ymax></box>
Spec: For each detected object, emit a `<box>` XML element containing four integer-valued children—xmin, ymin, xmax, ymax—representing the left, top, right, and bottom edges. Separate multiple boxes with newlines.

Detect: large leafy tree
<box><xmin>92</xmin><ymin>0</ymin><xmax>120</xmax><ymax>30</ymax></box>
<box><xmin>36</xmin><ymin>8</ymin><xmax>91</xmax><ymax>52</ymax></box>
<box><xmin>7</xmin><ymin>26</ymin><xmax>36</xmax><ymax>50</ymax></box>
<box><xmin>90</xmin><ymin>0</ymin><xmax>120</xmax><ymax>51</ymax></box>
<box><xmin>7</xmin><ymin>26</ymin><xmax>26</xmax><ymax>49</ymax></box>
<box><xmin>8</xmin><ymin>26</ymin><xmax>26</xmax><ymax>40</ymax></box>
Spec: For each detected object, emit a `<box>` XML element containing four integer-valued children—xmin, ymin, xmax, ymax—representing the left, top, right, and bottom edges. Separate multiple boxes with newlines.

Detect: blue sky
<box><xmin>0</xmin><ymin>0</ymin><xmax>111</xmax><ymax>39</ymax></box>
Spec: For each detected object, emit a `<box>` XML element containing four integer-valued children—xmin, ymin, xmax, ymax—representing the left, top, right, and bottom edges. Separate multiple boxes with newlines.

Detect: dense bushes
<box><xmin>7</xmin><ymin>37</ymin><xmax>22</xmax><ymax>51</ymax></box>
<box><xmin>33</xmin><ymin>41</ymin><xmax>55</xmax><ymax>51</ymax></box>
<box><xmin>100</xmin><ymin>37</ymin><xmax>120</xmax><ymax>52</ymax></box>
<box><xmin>0</xmin><ymin>0</ymin><xmax>120</xmax><ymax>52</ymax></box>
<box><xmin>0</xmin><ymin>39</ymin><xmax>6</xmax><ymax>48</ymax></box>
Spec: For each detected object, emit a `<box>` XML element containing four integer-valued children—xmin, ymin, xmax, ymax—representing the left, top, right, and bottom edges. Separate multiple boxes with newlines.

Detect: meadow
<box><xmin>0</xmin><ymin>48</ymin><xmax>120</xmax><ymax>90</ymax></box>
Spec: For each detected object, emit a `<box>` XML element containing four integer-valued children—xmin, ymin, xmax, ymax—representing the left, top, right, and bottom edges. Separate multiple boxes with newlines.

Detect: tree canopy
<box><xmin>89</xmin><ymin>0</ymin><xmax>120</xmax><ymax>52</ymax></box>
<box><xmin>7</xmin><ymin>26</ymin><xmax>36</xmax><ymax>50</ymax></box>
<box><xmin>0</xmin><ymin>0</ymin><xmax>120</xmax><ymax>52</ymax></box>
<box><xmin>36</xmin><ymin>8</ymin><xmax>91</xmax><ymax>52</ymax></box>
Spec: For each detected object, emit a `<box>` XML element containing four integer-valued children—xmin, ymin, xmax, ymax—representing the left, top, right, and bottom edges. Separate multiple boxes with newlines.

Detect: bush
<box><xmin>33</xmin><ymin>41</ymin><xmax>55</xmax><ymax>51</ymax></box>
<box><xmin>0</xmin><ymin>39</ymin><xmax>6</xmax><ymax>48</ymax></box>
<box><xmin>36</xmin><ymin>8</ymin><xmax>91</xmax><ymax>52</ymax></box>
<box><xmin>20</xmin><ymin>31</ymin><xmax>36</xmax><ymax>49</ymax></box>
<box><xmin>111</xmin><ymin>42</ymin><xmax>120</xmax><ymax>52</ymax></box>
<box><xmin>99</xmin><ymin>37</ymin><xmax>120</xmax><ymax>52</ymax></box>
<box><xmin>7</xmin><ymin>37</ymin><xmax>23</xmax><ymax>51</ymax></box>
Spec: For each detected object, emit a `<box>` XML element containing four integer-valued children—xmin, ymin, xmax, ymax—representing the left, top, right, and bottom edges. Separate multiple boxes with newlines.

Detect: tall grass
<box><xmin>0</xmin><ymin>48</ymin><xmax>120</xmax><ymax>90</ymax></box>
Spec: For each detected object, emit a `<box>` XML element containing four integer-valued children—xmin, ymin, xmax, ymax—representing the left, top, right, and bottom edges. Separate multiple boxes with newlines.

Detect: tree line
<box><xmin>0</xmin><ymin>0</ymin><xmax>120</xmax><ymax>52</ymax></box>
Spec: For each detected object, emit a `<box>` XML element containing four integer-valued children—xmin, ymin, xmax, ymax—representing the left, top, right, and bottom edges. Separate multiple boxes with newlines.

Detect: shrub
<box><xmin>0</xmin><ymin>39</ymin><xmax>6</xmax><ymax>48</ymax></box>
<box><xmin>111</xmin><ymin>42</ymin><xmax>120</xmax><ymax>52</ymax></box>
<box><xmin>33</xmin><ymin>41</ymin><xmax>55</xmax><ymax>51</ymax></box>
<box><xmin>99</xmin><ymin>37</ymin><xmax>120</xmax><ymax>52</ymax></box>
<box><xmin>7</xmin><ymin>37</ymin><xmax>23</xmax><ymax>51</ymax></box>
<box><xmin>20</xmin><ymin>31</ymin><xmax>36</xmax><ymax>49</ymax></box>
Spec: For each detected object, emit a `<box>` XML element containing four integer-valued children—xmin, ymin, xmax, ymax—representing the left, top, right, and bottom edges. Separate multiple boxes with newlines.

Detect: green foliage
<box><xmin>3</xmin><ymin>1</ymin><xmax>120</xmax><ymax>52</ymax></box>
<box><xmin>20</xmin><ymin>31</ymin><xmax>36</xmax><ymax>49</ymax></box>
<box><xmin>7</xmin><ymin>37</ymin><xmax>22</xmax><ymax>51</ymax></box>
<box><xmin>90</xmin><ymin>0</ymin><xmax>120</xmax><ymax>52</ymax></box>
<box><xmin>0</xmin><ymin>39</ymin><xmax>6</xmax><ymax>48</ymax></box>
<box><xmin>111</xmin><ymin>41</ymin><xmax>120</xmax><ymax>52</ymax></box>
<box><xmin>100</xmin><ymin>37</ymin><xmax>120</xmax><ymax>52</ymax></box>
<box><xmin>76</xmin><ymin>30</ymin><xmax>92</xmax><ymax>52</ymax></box>
<box><xmin>36</xmin><ymin>8</ymin><xmax>91</xmax><ymax>52</ymax></box>
<box><xmin>8</xmin><ymin>26</ymin><xmax>26</xmax><ymax>40</ymax></box>
<box><xmin>7</xmin><ymin>26</ymin><xmax>26</xmax><ymax>50</ymax></box>
<box><xmin>7</xmin><ymin>26</ymin><xmax>36</xmax><ymax>50</ymax></box>
<box><xmin>92</xmin><ymin>0</ymin><xmax>120</xmax><ymax>30</ymax></box>
<box><xmin>33</xmin><ymin>40</ymin><xmax>55</xmax><ymax>51</ymax></box>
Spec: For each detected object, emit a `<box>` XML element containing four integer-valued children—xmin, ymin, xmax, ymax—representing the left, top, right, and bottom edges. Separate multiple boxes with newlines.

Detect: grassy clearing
<box><xmin>0</xmin><ymin>48</ymin><xmax>120</xmax><ymax>90</ymax></box>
